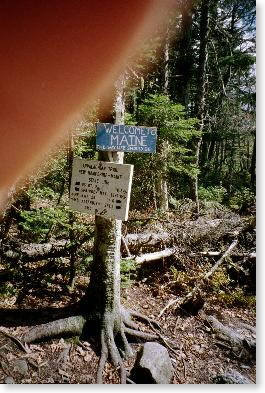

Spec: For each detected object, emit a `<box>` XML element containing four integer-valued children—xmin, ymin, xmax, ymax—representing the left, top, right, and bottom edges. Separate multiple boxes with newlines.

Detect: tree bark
<box><xmin>156</xmin><ymin>177</ymin><xmax>169</xmax><ymax>212</ymax></box>
<box><xmin>192</xmin><ymin>0</ymin><xmax>211</xmax><ymax>215</ymax></box>
<box><xmin>164</xmin><ymin>25</ymin><xmax>170</xmax><ymax>95</ymax></box>
<box><xmin>123</xmin><ymin>232</ymin><xmax>174</xmax><ymax>254</ymax></box>
<box><xmin>82</xmin><ymin>75</ymin><xmax>129</xmax><ymax>383</ymax></box>
<box><xmin>68</xmin><ymin>131</ymin><xmax>77</xmax><ymax>289</ymax></box>
<box><xmin>85</xmin><ymin>75</ymin><xmax>125</xmax><ymax>312</ymax></box>
<box><xmin>156</xmin><ymin>141</ymin><xmax>169</xmax><ymax>212</ymax></box>
<box><xmin>250</xmin><ymin>133</ymin><xmax>256</xmax><ymax>189</ymax></box>
<box><xmin>178</xmin><ymin>0</ymin><xmax>193</xmax><ymax>111</ymax></box>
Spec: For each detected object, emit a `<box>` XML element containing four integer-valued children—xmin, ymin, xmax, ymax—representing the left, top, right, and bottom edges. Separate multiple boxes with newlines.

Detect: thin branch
<box><xmin>0</xmin><ymin>329</ymin><xmax>30</xmax><ymax>353</ymax></box>
<box><xmin>158</xmin><ymin>239</ymin><xmax>239</xmax><ymax>318</ymax></box>
<box><xmin>210</xmin><ymin>40</ymin><xmax>227</xmax><ymax>98</ymax></box>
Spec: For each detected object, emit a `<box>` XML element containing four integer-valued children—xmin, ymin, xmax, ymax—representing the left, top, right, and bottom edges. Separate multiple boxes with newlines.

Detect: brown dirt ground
<box><xmin>0</xmin><ymin>274</ymin><xmax>256</xmax><ymax>384</ymax></box>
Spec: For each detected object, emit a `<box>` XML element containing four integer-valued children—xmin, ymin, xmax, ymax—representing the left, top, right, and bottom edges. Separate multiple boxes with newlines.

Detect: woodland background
<box><xmin>0</xmin><ymin>0</ymin><xmax>256</xmax><ymax>385</ymax></box>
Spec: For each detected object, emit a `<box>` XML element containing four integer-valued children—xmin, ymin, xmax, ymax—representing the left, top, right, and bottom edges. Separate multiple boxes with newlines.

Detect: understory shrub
<box><xmin>198</xmin><ymin>186</ymin><xmax>227</xmax><ymax>203</ymax></box>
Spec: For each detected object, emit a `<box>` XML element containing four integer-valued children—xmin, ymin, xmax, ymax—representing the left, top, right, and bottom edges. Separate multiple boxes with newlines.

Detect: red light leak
<box><xmin>0</xmin><ymin>0</ymin><xmax>183</xmax><ymax>208</ymax></box>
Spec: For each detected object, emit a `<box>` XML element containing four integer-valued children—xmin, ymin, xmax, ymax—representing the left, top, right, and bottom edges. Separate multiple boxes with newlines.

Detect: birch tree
<box><xmin>22</xmin><ymin>75</ymin><xmax>159</xmax><ymax>384</ymax></box>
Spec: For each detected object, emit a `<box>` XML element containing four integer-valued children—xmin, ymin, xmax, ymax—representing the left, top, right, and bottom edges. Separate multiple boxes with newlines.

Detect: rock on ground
<box><xmin>13</xmin><ymin>359</ymin><xmax>28</xmax><ymax>376</ymax></box>
<box><xmin>213</xmin><ymin>370</ymin><xmax>253</xmax><ymax>384</ymax></box>
<box><xmin>4</xmin><ymin>376</ymin><xmax>15</xmax><ymax>384</ymax></box>
<box><xmin>130</xmin><ymin>342</ymin><xmax>174</xmax><ymax>384</ymax></box>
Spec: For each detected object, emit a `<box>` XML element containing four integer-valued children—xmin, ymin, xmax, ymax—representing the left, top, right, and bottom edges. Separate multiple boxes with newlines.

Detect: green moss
<box><xmin>209</xmin><ymin>270</ymin><xmax>232</xmax><ymax>292</ymax></box>
<box><xmin>120</xmin><ymin>258</ymin><xmax>137</xmax><ymax>289</ymax></box>
<box><xmin>0</xmin><ymin>283</ymin><xmax>18</xmax><ymax>298</ymax></box>
<box><xmin>216</xmin><ymin>289</ymin><xmax>256</xmax><ymax>308</ymax></box>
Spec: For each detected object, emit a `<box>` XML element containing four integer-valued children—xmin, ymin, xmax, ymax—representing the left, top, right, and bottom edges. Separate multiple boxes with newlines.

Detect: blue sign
<box><xmin>96</xmin><ymin>123</ymin><xmax>157</xmax><ymax>153</ymax></box>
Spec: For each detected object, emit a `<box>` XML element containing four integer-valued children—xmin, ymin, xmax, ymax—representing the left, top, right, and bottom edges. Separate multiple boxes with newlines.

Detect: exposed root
<box><xmin>146</xmin><ymin>322</ymin><xmax>180</xmax><ymax>354</ymax></box>
<box><xmin>22</xmin><ymin>315</ymin><xmax>86</xmax><ymax>343</ymax></box>
<box><xmin>121</xmin><ymin>306</ymin><xmax>161</xmax><ymax>331</ymax></box>
<box><xmin>124</xmin><ymin>327</ymin><xmax>158</xmax><ymax>341</ymax></box>
<box><xmin>119</xmin><ymin>324</ymin><xmax>134</xmax><ymax>358</ymax></box>
<box><xmin>129</xmin><ymin>309</ymin><xmax>161</xmax><ymax>330</ymax></box>
<box><xmin>0</xmin><ymin>329</ymin><xmax>30</xmax><ymax>353</ymax></box>
<box><xmin>96</xmin><ymin>331</ymin><xmax>108</xmax><ymax>384</ymax></box>
<box><xmin>96</xmin><ymin>308</ymin><xmax>160</xmax><ymax>383</ymax></box>
<box><xmin>121</xmin><ymin>308</ymin><xmax>139</xmax><ymax>330</ymax></box>
<box><xmin>96</xmin><ymin>324</ymin><xmax>127</xmax><ymax>384</ymax></box>
<box><xmin>19</xmin><ymin>307</ymin><xmax>161</xmax><ymax>384</ymax></box>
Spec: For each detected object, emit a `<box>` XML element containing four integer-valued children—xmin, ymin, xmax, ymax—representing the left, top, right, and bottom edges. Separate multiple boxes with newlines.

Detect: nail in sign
<box><xmin>70</xmin><ymin>158</ymin><xmax>133</xmax><ymax>221</ymax></box>
<box><xmin>96</xmin><ymin>123</ymin><xmax>157</xmax><ymax>153</ymax></box>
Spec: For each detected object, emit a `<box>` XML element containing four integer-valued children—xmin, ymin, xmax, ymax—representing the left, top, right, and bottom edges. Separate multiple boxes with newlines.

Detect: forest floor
<box><xmin>0</xmin><ymin>204</ymin><xmax>256</xmax><ymax>384</ymax></box>
<box><xmin>0</xmin><ymin>274</ymin><xmax>256</xmax><ymax>384</ymax></box>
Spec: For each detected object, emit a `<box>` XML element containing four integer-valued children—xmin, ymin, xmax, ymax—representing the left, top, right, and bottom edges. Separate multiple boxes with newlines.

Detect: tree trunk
<box><xmin>250</xmin><ymin>134</ymin><xmax>256</xmax><ymax>189</ymax></box>
<box><xmin>178</xmin><ymin>0</ymin><xmax>193</xmax><ymax>111</ymax></box>
<box><xmin>192</xmin><ymin>0</ymin><xmax>211</xmax><ymax>215</ymax></box>
<box><xmin>22</xmin><ymin>75</ymin><xmax>161</xmax><ymax>384</ymax></box>
<box><xmin>68</xmin><ymin>131</ymin><xmax>77</xmax><ymax>289</ymax></box>
<box><xmin>85</xmin><ymin>212</ymin><xmax>122</xmax><ymax>331</ymax></box>
<box><xmin>155</xmin><ymin>141</ymin><xmax>169</xmax><ymax>212</ymax></box>
<box><xmin>85</xmin><ymin>75</ymin><xmax>125</xmax><ymax>310</ymax></box>
<box><xmin>83</xmin><ymin>75</ymin><xmax>129</xmax><ymax>382</ymax></box>
<box><xmin>164</xmin><ymin>25</ymin><xmax>170</xmax><ymax>95</ymax></box>
<box><xmin>156</xmin><ymin>177</ymin><xmax>169</xmax><ymax>212</ymax></box>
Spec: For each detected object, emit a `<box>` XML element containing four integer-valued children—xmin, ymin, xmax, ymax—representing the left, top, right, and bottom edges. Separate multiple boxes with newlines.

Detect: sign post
<box><xmin>69</xmin><ymin>123</ymin><xmax>157</xmax><ymax>221</ymax></box>
<box><xmin>70</xmin><ymin>158</ymin><xmax>133</xmax><ymax>221</ymax></box>
<box><xmin>96</xmin><ymin>123</ymin><xmax>157</xmax><ymax>153</ymax></box>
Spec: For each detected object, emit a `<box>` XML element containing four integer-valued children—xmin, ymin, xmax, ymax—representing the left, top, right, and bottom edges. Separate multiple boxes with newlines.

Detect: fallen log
<box><xmin>1</xmin><ymin>241</ymin><xmax>69</xmax><ymax>262</ymax></box>
<box><xmin>206</xmin><ymin>316</ymin><xmax>256</xmax><ymax>357</ymax></box>
<box><xmin>206</xmin><ymin>315</ymin><xmax>243</xmax><ymax>348</ymax></box>
<box><xmin>238</xmin><ymin>322</ymin><xmax>256</xmax><ymax>334</ymax></box>
<box><xmin>123</xmin><ymin>215</ymin><xmax>246</xmax><ymax>254</ymax></box>
<box><xmin>135</xmin><ymin>248</ymin><xmax>176</xmax><ymax>264</ymax></box>
<box><xmin>123</xmin><ymin>232</ymin><xmax>174</xmax><ymax>253</ymax></box>
<box><xmin>1</xmin><ymin>231</ymin><xmax>94</xmax><ymax>263</ymax></box>
<box><xmin>190</xmin><ymin>251</ymin><xmax>256</xmax><ymax>259</ymax></box>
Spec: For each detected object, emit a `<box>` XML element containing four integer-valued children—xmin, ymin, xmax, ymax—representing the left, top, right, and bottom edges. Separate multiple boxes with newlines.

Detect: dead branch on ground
<box><xmin>158</xmin><ymin>239</ymin><xmax>239</xmax><ymax>318</ymax></box>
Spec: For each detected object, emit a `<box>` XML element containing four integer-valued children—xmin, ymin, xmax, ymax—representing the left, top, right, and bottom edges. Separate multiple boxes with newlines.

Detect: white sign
<box><xmin>70</xmin><ymin>158</ymin><xmax>133</xmax><ymax>221</ymax></box>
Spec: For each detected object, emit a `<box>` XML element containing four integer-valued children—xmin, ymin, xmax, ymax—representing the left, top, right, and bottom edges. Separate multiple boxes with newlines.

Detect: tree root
<box><xmin>124</xmin><ymin>327</ymin><xmax>158</xmax><ymax>341</ymax></box>
<box><xmin>96</xmin><ymin>308</ymin><xmax>159</xmax><ymax>383</ymax></box>
<box><xmin>22</xmin><ymin>315</ymin><xmax>86</xmax><ymax>343</ymax></box>
<box><xmin>96</xmin><ymin>324</ymin><xmax>127</xmax><ymax>384</ymax></box>
<box><xmin>128</xmin><ymin>308</ymin><xmax>161</xmax><ymax>330</ymax></box>
<box><xmin>20</xmin><ymin>308</ymin><xmax>161</xmax><ymax>384</ymax></box>
<box><xmin>0</xmin><ymin>329</ymin><xmax>30</xmax><ymax>353</ymax></box>
<box><xmin>121</xmin><ymin>306</ymin><xmax>161</xmax><ymax>331</ymax></box>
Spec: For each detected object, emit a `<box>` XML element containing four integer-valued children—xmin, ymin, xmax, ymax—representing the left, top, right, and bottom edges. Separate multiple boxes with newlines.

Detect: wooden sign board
<box><xmin>96</xmin><ymin>123</ymin><xmax>157</xmax><ymax>153</ymax></box>
<box><xmin>70</xmin><ymin>158</ymin><xmax>133</xmax><ymax>221</ymax></box>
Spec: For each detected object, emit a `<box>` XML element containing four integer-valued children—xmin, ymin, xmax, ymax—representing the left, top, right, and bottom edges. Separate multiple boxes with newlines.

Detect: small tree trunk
<box><xmin>164</xmin><ymin>26</ymin><xmax>170</xmax><ymax>95</ymax></box>
<box><xmin>89</xmin><ymin>74</ymin><xmax>132</xmax><ymax>382</ymax></box>
<box><xmin>192</xmin><ymin>0</ymin><xmax>210</xmax><ymax>215</ymax></box>
<box><xmin>155</xmin><ymin>140</ymin><xmax>169</xmax><ymax>212</ymax></box>
<box><xmin>156</xmin><ymin>177</ymin><xmax>169</xmax><ymax>212</ymax></box>
<box><xmin>250</xmin><ymin>134</ymin><xmax>256</xmax><ymax>189</ymax></box>
<box><xmin>68</xmin><ymin>131</ymin><xmax>76</xmax><ymax>289</ymax></box>
<box><xmin>178</xmin><ymin>0</ymin><xmax>193</xmax><ymax>111</ymax></box>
